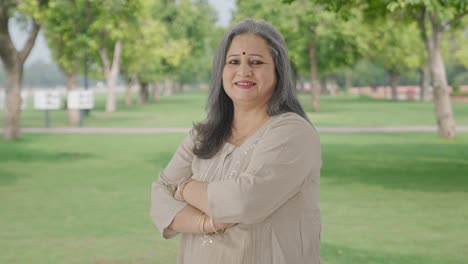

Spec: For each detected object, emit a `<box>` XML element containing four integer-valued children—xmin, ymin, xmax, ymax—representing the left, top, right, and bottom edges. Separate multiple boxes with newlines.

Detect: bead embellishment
<box><xmin>199</xmin><ymin>232</ymin><xmax>225</xmax><ymax>246</ymax></box>
<box><xmin>224</xmin><ymin>141</ymin><xmax>258</xmax><ymax>180</ymax></box>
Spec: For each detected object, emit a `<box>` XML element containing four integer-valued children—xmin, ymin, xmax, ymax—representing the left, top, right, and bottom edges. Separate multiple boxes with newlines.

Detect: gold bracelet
<box><xmin>200</xmin><ymin>214</ymin><xmax>207</xmax><ymax>234</ymax></box>
<box><xmin>174</xmin><ymin>178</ymin><xmax>192</xmax><ymax>201</ymax></box>
<box><xmin>179</xmin><ymin>178</ymin><xmax>192</xmax><ymax>201</ymax></box>
<box><xmin>198</xmin><ymin>213</ymin><xmax>205</xmax><ymax>234</ymax></box>
<box><xmin>209</xmin><ymin>217</ymin><xmax>219</xmax><ymax>235</ymax></box>
<box><xmin>174</xmin><ymin>178</ymin><xmax>185</xmax><ymax>201</ymax></box>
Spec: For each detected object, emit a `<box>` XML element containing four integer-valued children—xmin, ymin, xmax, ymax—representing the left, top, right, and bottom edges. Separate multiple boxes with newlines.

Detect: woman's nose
<box><xmin>237</xmin><ymin>61</ymin><xmax>253</xmax><ymax>77</ymax></box>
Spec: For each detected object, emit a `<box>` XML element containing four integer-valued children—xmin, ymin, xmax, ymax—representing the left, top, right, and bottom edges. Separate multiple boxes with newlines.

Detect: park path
<box><xmin>5</xmin><ymin>125</ymin><xmax>468</xmax><ymax>134</ymax></box>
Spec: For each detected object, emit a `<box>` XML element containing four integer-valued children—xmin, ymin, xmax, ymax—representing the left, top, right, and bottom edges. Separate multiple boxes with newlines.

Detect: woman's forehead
<box><xmin>227</xmin><ymin>34</ymin><xmax>271</xmax><ymax>57</ymax></box>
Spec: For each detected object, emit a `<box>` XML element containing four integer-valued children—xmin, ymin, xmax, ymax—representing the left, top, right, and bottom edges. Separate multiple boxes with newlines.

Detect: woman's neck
<box><xmin>231</xmin><ymin>106</ymin><xmax>269</xmax><ymax>137</ymax></box>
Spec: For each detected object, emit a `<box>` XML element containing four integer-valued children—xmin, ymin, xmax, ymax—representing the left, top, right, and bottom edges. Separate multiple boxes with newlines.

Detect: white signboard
<box><xmin>34</xmin><ymin>90</ymin><xmax>62</xmax><ymax>110</ymax></box>
<box><xmin>1</xmin><ymin>90</ymin><xmax>29</xmax><ymax>110</ymax></box>
<box><xmin>21</xmin><ymin>91</ymin><xmax>28</xmax><ymax>109</ymax></box>
<box><xmin>68</xmin><ymin>90</ymin><xmax>94</xmax><ymax>110</ymax></box>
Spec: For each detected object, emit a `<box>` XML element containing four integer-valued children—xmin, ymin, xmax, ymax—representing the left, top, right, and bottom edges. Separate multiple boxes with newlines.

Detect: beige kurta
<box><xmin>151</xmin><ymin>112</ymin><xmax>322</xmax><ymax>264</ymax></box>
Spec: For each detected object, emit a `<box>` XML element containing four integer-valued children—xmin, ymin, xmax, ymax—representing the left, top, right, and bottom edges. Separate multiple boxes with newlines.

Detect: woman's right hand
<box><xmin>213</xmin><ymin>221</ymin><xmax>237</xmax><ymax>232</ymax></box>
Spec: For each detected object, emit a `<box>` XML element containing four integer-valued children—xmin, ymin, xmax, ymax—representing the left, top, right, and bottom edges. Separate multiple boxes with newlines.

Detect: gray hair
<box><xmin>193</xmin><ymin>18</ymin><xmax>309</xmax><ymax>159</ymax></box>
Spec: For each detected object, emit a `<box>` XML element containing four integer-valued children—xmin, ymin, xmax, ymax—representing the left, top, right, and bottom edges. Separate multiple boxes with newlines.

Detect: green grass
<box><xmin>5</xmin><ymin>90</ymin><xmax>468</xmax><ymax>128</ymax></box>
<box><xmin>1</xmin><ymin>133</ymin><xmax>467</xmax><ymax>263</ymax></box>
<box><xmin>303</xmin><ymin>95</ymin><xmax>468</xmax><ymax>126</ymax></box>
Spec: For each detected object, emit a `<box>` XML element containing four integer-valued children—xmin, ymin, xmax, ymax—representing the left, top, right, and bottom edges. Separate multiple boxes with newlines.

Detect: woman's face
<box><xmin>222</xmin><ymin>33</ymin><xmax>276</xmax><ymax>109</ymax></box>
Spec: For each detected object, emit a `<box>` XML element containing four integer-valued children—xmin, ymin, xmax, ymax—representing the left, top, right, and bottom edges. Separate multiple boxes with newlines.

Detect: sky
<box><xmin>9</xmin><ymin>0</ymin><xmax>235</xmax><ymax>66</ymax></box>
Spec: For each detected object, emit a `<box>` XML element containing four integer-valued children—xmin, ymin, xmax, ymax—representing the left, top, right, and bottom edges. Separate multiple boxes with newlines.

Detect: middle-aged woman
<box><xmin>151</xmin><ymin>18</ymin><xmax>322</xmax><ymax>264</ymax></box>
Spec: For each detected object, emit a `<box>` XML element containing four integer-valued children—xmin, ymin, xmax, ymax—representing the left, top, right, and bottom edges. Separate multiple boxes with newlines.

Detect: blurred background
<box><xmin>1</xmin><ymin>0</ymin><xmax>467</xmax><ymax>263</ymax></box>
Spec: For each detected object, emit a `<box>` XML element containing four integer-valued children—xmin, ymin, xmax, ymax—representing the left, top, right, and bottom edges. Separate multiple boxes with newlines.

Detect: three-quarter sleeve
<box><xmin>207</xmin><ymin>115</ymin><xmax>321</xmax><ymax>224</ymax></box>
<box><xmin>150</xmin><ymin>130</ymin><xmax>195</xmax><ymax>239</ymax></box>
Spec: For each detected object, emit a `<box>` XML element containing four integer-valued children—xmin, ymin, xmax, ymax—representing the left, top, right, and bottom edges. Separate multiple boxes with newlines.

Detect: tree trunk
<box><xmin>152</xmin><ymin>82</ymin><xmax>160</xmax><ymax>102</ymax></box>
<box><xmin>344</xmin><ymin>70</ymin><xmax>351</xmax><ymax>92</ymax></box>
<box><xmin>65</xmin><ymin>72</ymin><xmax>80</xmax><ymax>126</ymax></box>
<box><xmin>320</xmin><ymin>77</ymin><xmax>327</xmax><ymax>95</ymax></box>
<box><xmin>0</xmin><ymin>15</ymin><xmax>40</xmax><ymax>140</ymax></box>
<box><xmin>388</xmin><ymin>71</ymin><xmax>400</xmax><ymax>101</ymax></box>
<box><xmin>309</xmin><ymin>39</ymin><xmax>320</xmax><ymax>112</ymax></box>
<box><xmin>430</xmin><ymin>27</ymin><xmax>456</xmax><ymax>139</ymax></box>
<box><xmin>419</xmin><ymin>64</ymin><xmax>431</xmax><ymax>101</ymax></box>
<box><xmin>329</xmin><ymin>79</ymin><xmax>338</xmax><ymax>96</ymax></box>
<box><xmin>99</xmin><ymin>39</ymin><xmax>122</xmax><ymax>113</ymax></box>
<box><xmin>139</xmin><ymin>82</ymin><xmax>149</xmax><ymax>104</ymax></box>
<box><xmin>3</xmin><ymin>66</ymin><xmax>22</xmax><ymax>139</ymax></box>
<box><xmin>418</xmin><ymin>8</ymin><xmax>455</xmax><ymax>138</ymax></box>
<box><xmin>125</xmin><ymin>86</ymin><xmax>133</xmax><ymax>107</ymax></box>
<box><xmin>164</xmin><ymin>79</ymin><xmax>174</xmax><ymax>96</ymax></box>
<box><xmin>174</xmin><ymin>82</ymin><xmax>181</xmax><ymax>93</ymax></box>
<box><xmin>124</xmin><ymin>74</ymin><xmax>135</xmax><ymax>107</ymax></box>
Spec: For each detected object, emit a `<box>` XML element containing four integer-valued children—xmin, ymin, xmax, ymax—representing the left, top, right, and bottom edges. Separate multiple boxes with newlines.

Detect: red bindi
<box><xmin>242</xmin><ymin>51</ymin><xmax>246</xmax><ymax>55</ymax></box>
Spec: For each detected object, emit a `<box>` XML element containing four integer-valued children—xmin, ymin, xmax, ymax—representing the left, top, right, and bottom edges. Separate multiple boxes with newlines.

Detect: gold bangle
<box><xmin>174</xmin><ymin>178</ymin><xmax>192</xmax><ymax>201</ymax></box>
<box><xmin>209</xmin><ymin>217</ymin><xmax>219</xmax><ymax>234</ymax></box>
<box><xmin>200</xmin><ymin>214</ymin><xmax>207</xmax><ymax>234</ymax></box>
<box><xmin>198</xmin><ymin>213</ymin><xmax>205</xmax><ymax>234</ymax></box>
<box><xmin>179</xmin><ymin>178</ymin><xmax>192</xmax><ymax>201</ymax></box>
<box><xmin>174</xmin><ymin>178</ymin><xmax>185</xmax><ymax>201</ymax></box>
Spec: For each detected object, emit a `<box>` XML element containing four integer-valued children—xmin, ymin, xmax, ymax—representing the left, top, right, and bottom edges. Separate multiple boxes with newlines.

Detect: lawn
<box><xmin>4</xmin><ymin>90</ymin><xmax>468</xmax><ymax>128</ymax></box>
<box><xmin>1</xmin><ymin>133</ymin><xmax>467</xmax><ymax>263</ymax></box>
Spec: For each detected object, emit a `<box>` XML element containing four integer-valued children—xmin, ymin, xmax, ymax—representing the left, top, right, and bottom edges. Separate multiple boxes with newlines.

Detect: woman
<box><xmin>151</xmin><ymin>19</ymin><xmax>322</xmax><ymax>264</ymax></box>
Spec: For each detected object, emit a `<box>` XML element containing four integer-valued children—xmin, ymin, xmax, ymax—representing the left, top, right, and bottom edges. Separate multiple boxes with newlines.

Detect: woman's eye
<box><xmin>251</xmin><ymin>60</ymin><xmax>264</xmax><ymax>65</ymax></box>
<box><xmin>228</xmin><ymin>60</ymin><xmax>240</xmax><ymax>64</ymax></box>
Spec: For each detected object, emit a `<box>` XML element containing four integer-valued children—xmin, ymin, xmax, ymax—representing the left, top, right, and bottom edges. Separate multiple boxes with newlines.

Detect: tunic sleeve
<box><xmin>150</xmin><ymin>130</ymin><xmax>195</xmax><ymax>239</ymax></box>
<box><xmin>207</xmin><ymin>115</ymin><xmax>321</xmax><ymax>224</ymax></box>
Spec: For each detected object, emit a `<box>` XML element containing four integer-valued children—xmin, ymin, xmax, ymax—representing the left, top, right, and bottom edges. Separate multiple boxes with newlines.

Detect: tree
<box><xmin>87</xmin><ymin>0</ymin><xmax>141</xmax><ymax>112</ymax></box>
<box><xmin>44</xmin><ymin>0</ymin><xmax>88</xmax><ymax>126</ymax></box>
<box><xmin>314</xmin><ymin>0</ymin><xmax>468</xmax><ymax>138</ymax></box>
<box><xmin>0</xmin><ymin>0</ymin><xmax>49</xmax><ymax>140</ymax></box>
<box><xmin>366</xmin><ymin>19</ymin><xmax>422</xmax><ymax>100</ymax></box>
<box><xmin>148</xmin><ymin>0</ymin><xmax>217</xmax><ymax>96</ymax></box>
<box><xmin>373</xmin><ymin>0</ymin><xmax>468</xmax><ymax>138</ymax></box>
<box><xmin>403</xmin><ymin>1</ymin><xmax>466</xmax><ymax>138</ymax></box>
<box><xmin>120</xmin><ymin>0</ymin><xmax>190</xmax><ymax>104</ymax></box>
<box><xmin>170</xmin><ymin>0</ymin><xmax>220</xmax><ymax>86</ymax></box>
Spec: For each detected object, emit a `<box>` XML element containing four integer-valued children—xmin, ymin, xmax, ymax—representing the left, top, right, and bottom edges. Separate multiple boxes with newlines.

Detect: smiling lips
<box><xmin>235</xmin><ymin>80</ymin><xmax>256</xmax><ymax>89</ymax></box>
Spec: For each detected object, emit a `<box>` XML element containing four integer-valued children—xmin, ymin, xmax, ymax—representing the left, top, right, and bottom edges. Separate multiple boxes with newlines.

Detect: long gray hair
<box><xmin>193</xmin><ymin>18</ymin><xmax>309</xmax><ymax>159</ymax></box>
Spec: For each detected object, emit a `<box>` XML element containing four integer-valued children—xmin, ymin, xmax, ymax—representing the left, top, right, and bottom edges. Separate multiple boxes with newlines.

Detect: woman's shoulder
<box><xmin>268</xmin><ymin>112</ymin><xmax>316</xmax><ymax>133</ymax></box>
<box><xmin>256</xmin><ymin>112</ymin><xmax>320</xmax><ymax>153</ymax></box>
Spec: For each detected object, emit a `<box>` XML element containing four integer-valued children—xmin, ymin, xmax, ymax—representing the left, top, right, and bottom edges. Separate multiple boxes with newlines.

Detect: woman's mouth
<box><xmin>235</xmin><ymin>81</ymin><xmax>256</xmax><ymax>89</ymax></box>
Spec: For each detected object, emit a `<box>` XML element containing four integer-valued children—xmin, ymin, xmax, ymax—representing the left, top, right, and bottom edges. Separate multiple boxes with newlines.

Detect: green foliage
<box><xmin>17</xmin><ymin>0</ymin><xmax>50</xmax><ymax>23</ymax></box>
<box><xmin>44</xmin><ymin>0</ymin><xmax>87</xmax><ymax>75</ymax></box>
<box><xmin>155</xmin><ymin>0</ymin><xmax>220</xmax><ymax>83</ymax></box>
<box><xmin>171</xmin><ymin>0</ymin><xmax>221</xmax><ymax>83</ymax></box>
<box><xmin>43</xmin><ymin>0</ymin><xmax>143</xmax><ymax>80</ymax></box>
<box><xmin>120</xmin><ymin>0</ymin><xmax>220</xmax><ymax>84</ymax></box>
<box><xmin>235</xmin><ymin>0</ymin><xmax>367</xmax><ymax>77</ymax></box>
<box><xmin>451</xmin><ymin>24</ymin><xmax>468</xmax><ymax>69</ymax></box>
<box><xmin>366</xmin><ymin>19</ymin><xmax>423</xmax><ymax>77</ymax></box>
<box><xmin>442</xmin><ymin>25</ymin><xmax>468</xmax><ymax>87</ymax></box>
<box><xmin>387</xmin><ymin>0</ymin><xmax>468</xmax><ymax>22</ymax></box>
<box><xmin>347</xmin><ymin>59</ymin><xmax>388</xmax><ymax>87</ymax></box>
<box><xmin>120</xmin><ymin>0</ymin><xmax>190</xmax><ymax>83</ymax></box>
<box><xmin>314</xmin><ymin>9</ymin><xmax>368</xmax><ymax>75</ymax></box>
